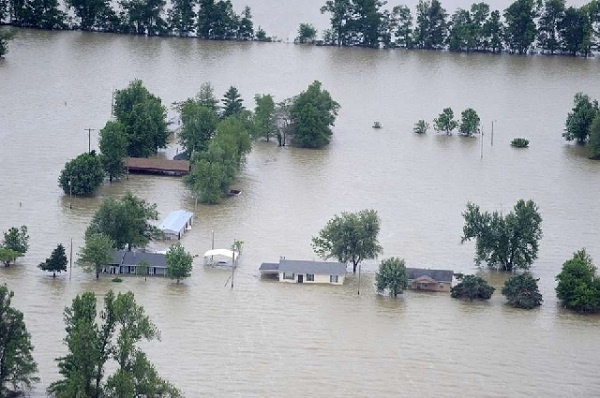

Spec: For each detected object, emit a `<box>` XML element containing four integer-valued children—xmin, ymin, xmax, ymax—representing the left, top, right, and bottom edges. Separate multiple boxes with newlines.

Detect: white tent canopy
<box><xmin>203</xmin><ymin>249</ymin><xmax>237</xmax><ymax>266</ymax></box>
<box><xmin>203</xmin><ymin>249</ymin><xmax>236</xmax><ymax>258</ymax></box>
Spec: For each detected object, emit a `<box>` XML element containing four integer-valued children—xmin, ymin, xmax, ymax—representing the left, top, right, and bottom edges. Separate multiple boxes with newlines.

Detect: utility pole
<box><xmin>480</xmin><ymin>127</ymin><xmax>484</xmax><ymax>159</ymax></box>
<box><xmin>85</xmin><ymin>128</ymin><xmax>94</xmax><ymax>153</ymax></box>
<box><xmin>357</xmin><ymin>263</ymin><xmax>361</xmax><ymax>295</ymax></box>
<box><xmin>69</xmin><ymin>178</ymin><xmax>72</xmax><ymax>209</ymax></box>
<box><xmin>69</xmin><ymin>237</ymin><xmax>73</xmax><ymax>281</ymax></box>
<box><xmin>491</xmin><ymin>120</ymin><xmax>496</xmax><ymax>146</ymax></box>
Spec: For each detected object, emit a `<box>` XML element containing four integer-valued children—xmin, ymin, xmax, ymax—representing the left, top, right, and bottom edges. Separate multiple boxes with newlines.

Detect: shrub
<box><xmin>511</xmin><ymin>138</ymin><xmax>529</xmax><ymax>148</ymax></box>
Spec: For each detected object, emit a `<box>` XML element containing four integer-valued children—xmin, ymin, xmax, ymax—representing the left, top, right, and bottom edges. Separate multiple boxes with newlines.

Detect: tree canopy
<box><xmin>77</xmin><ymin>233</ymin><xmax>114</xmax><ymax>279</ymax></box>
<box><xmin>563</xmin><ymin>92</ymin><xmax>599</xmax><ymax>144</ymax></box>
<box><xmin>0</xmin><ymin>30</ymin><xmax>16</xmax><ymax>58</ymax></box>
<box><xmin>0</xmin><ymin>285</ymin><xmax>39</xmax><ymax>396</ymax></box>
<box><xmin>375</xmin><ymin>257</ymin><xmax>408</xmax><ymax>297</ymax></box>
<box><xmin>38</xmin><ymin>243</ymin><xmax>68</xmax><ymax>277</ymax></box>
<box><xmin>501</xmin><ymin>273</ymin><xmax>543</xmax><ymax>309</ymax></box>
<box><xmin>461</xmin><ymin>200</ymin><xmax>543</xmax><ymax>271</ymax></box>
<box><xmin>166</xmin><ymin>242</ymin><xmax>193</xmax><ymax>283</ymax></box>
<box><xmin>555</xmin><ymin>248</ymin><xmax>600</xmax><ymax>312</ymax></box>
<box><xmin>450</xmin><ymin>274</ymin><xmax>495</xmax><ymax>300</ymax></box>
<box><xmin>1</xmin><ymin>226</ymin><xmax>29</xmax><ymax>266</ymax></box>
<box><xmin>58</xmin><ymin>151</ymin><xmax>105</xmax><ymax>196</ymax></box>
<box><xmin>433</xmin><ymin>107</ymin><xmax>457</xmax><ymax>135</ymax></box>
<box><xmin>221</xmin><ymin>86</ymin><xmax>244</xmax><ymax>118</ymax></box>
<box><xmin>98</xmin><ymin>120</ymin><xmax>127</xmax><ymax>182</ymax></box>
<box><xmin>458</xmin><ymin>108</ymin><xmax>481</xmax><ymax>137</ymax></box>
<box><xmin>588</xmin><ymin>113</ymin><xmax>600</xmax><ymax>159</ymax></box>
<box><xmin>312</xmin><ymin>209</ymin><xmax>383</xmax><ymax>273</ymax></box>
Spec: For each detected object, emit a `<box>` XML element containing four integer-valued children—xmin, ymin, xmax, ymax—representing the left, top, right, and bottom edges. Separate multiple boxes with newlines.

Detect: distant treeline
<box><xmin>0</xmin><ymin>0</ymin><xmax>271</xmax><ymax>40</ymax></box>
<box><xmin>308</xmin><ymin>0</ymin><xmax>600</xmax><ymax>56</ymax></box>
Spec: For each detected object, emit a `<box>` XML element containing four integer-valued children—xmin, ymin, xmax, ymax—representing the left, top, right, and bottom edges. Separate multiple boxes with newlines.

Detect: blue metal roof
<box><xmin>159</xmin><ymin>210</ymin><xmax>193</xmax><ymax>234</ymax></box>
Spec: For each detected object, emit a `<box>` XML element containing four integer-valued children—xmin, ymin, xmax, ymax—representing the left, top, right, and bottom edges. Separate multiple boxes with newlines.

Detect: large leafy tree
<box><xmin>77</xmin><ymin>233</ymin><xmax>114</xmax><ymax>279</ymax></box>
<box><xmin>349</xmin><ymin>0</ymin><xmax>385</xmax><ymax>48</ymax></box>
<box><xmin>2</xmin><ymin>225</ymin><xmax>29</xmax><ymax>263</ymax></box>
<box><xmin>451</xmin><ymin>274</ymin><xmax>495</xmax><ymax>300</ymax></box>
<box><xmin>0</xmin><ymin>285</ymin><xmax>39</xmax><ymax>396</ymax></box>
<box><xmin>48</xmin><ymin>291</ymin><xmax>180</xmax><ymax>397</ymax></box>
<box><xmin>503</xmin><ymin>0</ymin><xmax>538</xmax><ymax>54</ymax></box>
<box><xmin>86</xmin><ymin>192</ymin><xmax>160</xmax><ymax>251</ymax></box>
<box><xmin>166</xmin><ymin>242</ymin><xmax>193</xmax><ymax>283</ymax></box>
<box><xmin>555</xmin><ymin>249</ymin><xmax>600</xmax><ymax>313</ymax></box>
<box><xmin>0</xmin><ymin>248</ymin><xmax>20</xmax><ymax>267</ymax></box>
<box><xmin>558</xmin><ymin>6</ymin><xmax>593</xmax><ymax>56</ymax></box>
<box><xmin>66</xmin><ymin>0</ymin><xmax>115</xmax><ymax>30</ymax></box>
<box><xmin>312</xmin><ymin>209</ymin><xmax>383</xmax><ymax>273</ymax></box>
<box><xmin>483</xmin><ymin>9</ymin><xmax>504</xmax><ymax>53</ymax></box>
<box><xmin>458</xmin><ymin>108</ymin><xmax>481</xmax><ymax>137</ymax></box>
<box><xmin>253</xmin><ymin>94</ymin><xmax>276</xmax><ymax>142</ymax></box>
<box><xmin>114</xmin><ymin>79</ymin><xmax>168</xmax><ymax>157</ymax></box>
<box><xmin>537</xmin><ymin>0</ymin><xmax>565</xmax><ymax>54</ymax></box>
<box><xmin>179</xmin><ymin>99</ymin><xmax>218</xmax><ymax>157</ymax></box>
<box><xmin>197</xmin><ymin>0</ymin><xmax>237</xmax><ymax>40</ymax></box>
<box><xmin>167</xmin><ymin>0</ymin><xmax>195</xmax><ymax>36</ymax></box>
<box><xmin>433</xmin><ymin>107</ymin><xmax>457</xmax><ymax>135</ymax></box>
<box><xmin>414</xmin><ymin>0</ymin><xmax>448</xmax><ymax>49</ymax></box>
<box><xmin>296</xmin><ymin>22</ymin><xmax>317</xmax><ymax>43</ymax></box>
<box><xmin>320</xmin><ymin>0</ymin><xmax>352</xmax><ymax>46</ymax></box>
<box><xmin>588</xmin><ymin>113</ymin><xmax>600</xmax><ymax>159</ymax></box>
<box><xmin>237</xmin><ymin>6</ymin><xmax>253</xmax><ymax>40</ymax></box>
<box><xmin>119</xmin><ymin>0</ymin><xmax>167</xmax><ymax>35</ymax></box>
<box><xmin>502</xmin><ymin>273</ymin><xmax>543</xmax><ymax>309</ymax></box>
<box><xmin>461</xmin><ymin>200</ymin><xmax>543</xmax><ymax>272</ymax></box>
<box><xmin>289</xmin><ymin>80</ymin><xmax>340</xmax><ymax>148</ymax></box>
<box><xmin>38</xmin><ymin>243</ymin><xmax>68</xmax><ymax>277</ymax></box>
<box><xmin>9</xmin><ymin>0</ymin><xmax>65</xmax><ymax>28</ymax></box>
<box><xmin>98</xmin><ymin>120</ymin><xmax>128</xmax><ymax>182</ymax></box>
<box><xmin>394</xmin><ymin>5</ymin><xmax>413</xmax><ymax>48</ymax></box>
<box><xmin>221</xmin><ymin>86</ymin><xmax>244</xmax><ymax>118</ymax></box>
<box><xmin>447</xmin><ymin>8</ymin><xmax>476</xmax><ymax>53</ymax></box>
<box><xmin>563</xmin><ymin>92</ymin><xmax>599</xmax><ymax>144</ymax></box>
<box><xmin>58</xmin><ymin>151</ymin><xmax>105</xmax><ymax>196</ymax></box>
<box><xmin>375</xmin><ymin>257</ymin><xmax>408</xmax><ymax>298</ymax></box>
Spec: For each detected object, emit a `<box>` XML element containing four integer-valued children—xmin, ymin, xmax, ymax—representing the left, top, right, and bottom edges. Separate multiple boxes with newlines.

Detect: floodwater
<box><xmin>1</xmin><ymin>26</ymin><xmax>600</xmax><ymax>397</ymax></box>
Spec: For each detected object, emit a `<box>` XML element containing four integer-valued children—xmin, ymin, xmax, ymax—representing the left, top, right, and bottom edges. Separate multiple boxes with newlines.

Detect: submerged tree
<box><xmin>588</xmin><ymin>113</ymin><xmax>600</xmax><ymax>159</ymax></box>
<box><xmin>503</xmin><ymin>0</ymin><xmax>538</xmax><ymax>54</ymax></box>
<box><xmin>1</xmin><ymin>226</ymin><xmax>29</xmax><ymax>266</ymax></box>
<box><xmin>375</xmin><ymin>257</ymin><xmax>408</xmax><ymax>297</ymax></box>
<box><xmin>555</xmin><ymin>249</ymin><xmax>600</xmax><ymax>313</ymax></box>
<box><xmin>38</xmin><ymin>243</ymin><xmax>68</xmax><ymax>277</ymax></box>
<box><xmin>563</xmin><ymin>92</ymin><xmax>599</xmax><ymax>144</ymax></box>
<box><xmin>413</xmin><ymin>119</ymin><xmax>429</xmax><ymax>134</ymax></box>
<box><xmin>501</xmin><ymin>273</ymin><xmax>543</xmax><ymax>309</ymax></box>
<box><xmin>58</xmin><ymin>151</ymin><xmax>105</xmax><ymax>196</ymax></box>
<box><xmin>451</xmin><ymin>274</ymin><xmax>495</xmax><ymax>300</ymax></box>
<box><xmin>98</xmin><ymin>120</ymin><xmax>128</xmax><ymax>182</ymax></box>
<box><xmin>433</xmin><ymin>107</ymin><xmax>457</xmax><ymax>135</ymax></box>
<box><xmin>458</xmin><ymin>108</ymin><xmax>481</xmax><ymax>137</ymax></box>
<box><xmin>166</xmin><ymin>242</ymin><xmax>193</xmax><ymax>283</ymax></box>
<box><xmin>77</xmin><ymin>233</ymin><xmax>114</xmax><ymax>279</ymax></box>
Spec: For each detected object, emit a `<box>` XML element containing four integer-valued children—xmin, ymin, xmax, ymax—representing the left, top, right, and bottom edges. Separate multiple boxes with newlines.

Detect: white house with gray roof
<box><xmin>259</xmin><ymin>259</ymin><xmax>346</xmax><ymax>285</ymax></box>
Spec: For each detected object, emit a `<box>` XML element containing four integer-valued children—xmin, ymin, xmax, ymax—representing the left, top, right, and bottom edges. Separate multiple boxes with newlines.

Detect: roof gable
<box><xmin>406</xmin><ymin>268</ymin><xmax>453</xmax><ymax>283</ymax></box>
<box><xmin>279</xmin><ymin>259</ymin><xmax>346</xmax><ymax>275</ymax></box>
<box><xmin>112</xmin><ymin>251</ymin><xmax>167</xmax><ymax>268</ymax></box>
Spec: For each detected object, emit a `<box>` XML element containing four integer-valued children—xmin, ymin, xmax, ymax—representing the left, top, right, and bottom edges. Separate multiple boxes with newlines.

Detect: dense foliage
<box><xmin>166</xmin><ymin>242</ymin><xmax>193</xmax><ymax>283</ymax></box>
<box><xmin>511</xmin><ymin>137</ymin><xmax>530</xmax><ymax>147</ymax></box>
<box><xmin>77</xmin><ymin>233</ymin><xmax>114</xmax><ymax>279</ymax></box>
<box><xmin>588</xmin><ymin>113</ymin><xmax>600</xmax><ymax>159</ymax></box>
<box><xmin>413</xmin><ymin>119</ymin><xmax>429</xmax><ymax>134</ymax></box>
<box><xmin>375</xmin><ymin>257</ymin><xmax>408</xmax><ymax>297</ymax></box>
<box><xmin>458</xmin><ymin>108</ymin><xmax>480</xmax><ymax>137</ymax></box>
<box><xmin>450</xmin><ymin>274</ymin><xmax>495</xmax><ymax>300</ymax></box>
<box><xmin>563</xmin><ymin>92</ymin><xmax>599</xmax><ymax>144</ymax></box>
<box><xmin>501</xmin><ymin>273</ymin><xmax>543</xmax><ymax>309</ymax></box>
<box><xmin>1</xmin><ymin>225</ymin><xmax>29</xmax><ymax>266</ymax></box>
<box><xmin>461</xmin><ymin>200</ymin><xmax>543</xmax><ymax>271</ymax></box>
<box><xmin>58</xmin><ymin>151</ymin><xmax>105</xmax><ymax>196</ymax></box>
<box><xmin>433</xmin><ymin>107</ymin><xmax>457</xmax><ymax>135</ymax></box>
<box><xmin>38</xmin><ymin>243</ymin><xmax>68</xmax><ymax>277</ymax></box>
<box><xmin>98</xmin><ymin>120</ymin><xmax>127</xmax><ymax>181</ymax></box>
<box><xmin>312</xmin><ymin>209</ymin><xmax>383</xmax><ymax>273</ymax></box>
<box><xmin>296</xmin><ymin>23</ymin><xmax>318</xmax><ymax>43</ymax></box>
<box><xmin>555</xmin><ymin>249</ymin><xmax>600</xmax><ymax>312</ymax></box>
<box><xmin>0</xmin><ymin>29</ymin><xmax>16</xmax><ymax>57</ymax></box>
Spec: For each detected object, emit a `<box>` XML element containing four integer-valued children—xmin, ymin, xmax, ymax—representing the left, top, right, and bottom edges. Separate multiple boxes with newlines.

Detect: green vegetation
<box><xmin>98</xmin><ymin>121</ymin><xmax>127</xmax><ymax>181</ymax></box>
<box><xmin>0</xmin><ymin>285</ymin><xmax>39</xmax><ymax>396</ymax></box>
<box><xmin>458</xmin><ymin>108</ymin><xmax>481</xmax><ymax>137</ymax></box>
<box><xmin>0</xmin><ymin>29</ymin><xmax>16</xmax><ymax>58</ymax></box>
<box><xmin>511</xmin><ymin>138</ymin><xmax>530</xmax><ymax>148</ymax></box>
<box><xmin>296</xmin><ymin>23</ymin><xmax>318</xmax><ymax>43</ymax></box>
<box><xmin>461</xmin><ymin>200</ymin><xmax>543</xmax><ymax>271</ymax></box>
<box><xmin>58</xmin><ymin>151</ymin><xmax>105</xmax><ymax>196</ymax></box>
<box><xmin>1</xmin><ymin>226</ymin><xmax>29</xmax><ymax>266</ymax></box>
<box><xmin>588</xmin><ymin>114</ymin><xmax>600</xmax><ymax>159</ymax></box>
<box><xmin>312</xmin><ymin>209</ymin><xmax>383</xmax><ymax>273</ymax></box>
<box><xmin>253</xmin><ymin>94</ymin><xmax>277</xmax><ymax>142</ymax></box>
<box><xmin>221</xmin><ymin>86</ymin><xmax>245</xmax><ymax>118</ymax></box>
<box><xmin>38</xmin><ymin>243</ymin><xmax>68</xmax><ymax>277</ymax></box>
<box><xmin>555</xmin><ymin>249</ymin><xmax>600</xmax><ymax>313</ymax></box>
<box><xmin>372</xmin><ymin>121</ymin><xmax>382</xmax><ymax>129</ymax></box>
<box><xmin>501</xmin><ymin>273</ymin><xmax>543</xmax><ymax>309</ymax></box>
<box><xmin>563</xmin><ymin>92</ymin><xmax>599</xmax><ymax>144</ymax></box>
<box><xmin>413</xmin><ymin>119</ymin><xmax>429</xmax><ymax>134</ymax></box>
<box><xmin>451</xmin><ymin>274</ymin><xmax>495</xmax><ymax>300</ymax></box>
<box><xmin>111</xmin><ymin>277</ymin><xmax>123</xmax><ymax>282</ymax></box>
<box><xmin>166</xmin><ymin>242</ymin><xmax>193</xmax><ymax>283</ymax></box>
<box><xmin>375</xmin><ymin>257</ymin><xmax>408</xmax><ymax>298</ymax></box>
<box><xmin>434</xmin><ymin>107</ymin><xmax>457</xmax><ymax>135</ymax></box>
<box><xmin>77</xmin><ymin>233</ymin><xmax>114</xmax><ymax>279</ymax></box>
<box><xmin>48</xmin><ymin>291</ymin><xmax>180</xmax><ymax>397</ymax></box>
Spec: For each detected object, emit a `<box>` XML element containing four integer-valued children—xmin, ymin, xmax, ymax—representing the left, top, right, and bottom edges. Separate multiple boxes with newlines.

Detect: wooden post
<box><xmin>357</xmin><ymin>263</ymin><xmax>361</xmax><ymax>295</ymax></box>
<box><xmin>69</xmin><ymin>238</ymin><xmax>73</xmax><ymax>281</ymax></box>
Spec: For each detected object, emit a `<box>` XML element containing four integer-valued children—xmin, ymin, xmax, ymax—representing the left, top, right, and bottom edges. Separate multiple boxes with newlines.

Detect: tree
<box><xmin>538</xmin><ymin>0</ymin><xmax>565</xmax><ymax>54</ymax></box>
<box><xmin>414</xmin><ymin>0</ymin><xmax>448</xmax><ymax>49</ymax></box>
<box><xmin>195</xmin><ymin>82</ymin><xmax>219</xmax><ymax>112</ymax></box>
<box><xmin>221</xmin><ymin>86</ymin><xmax>244</xmax><ymax>118</ymax></box>
<box><xmin>0</xmin><ymin>29</ymin><xmax>16</xmax><ymax>58</ymax></box>
<box><xmin>320</xmin><ymin>0</ymin><xmax>352</xmax><ymax>46</ymax></box>
<box><xmin>563</xmin><ymin>92</ymin><xmax>599</xmax><ymax>144</ymax></box>
<box><xmin>0</xmin><ymin>285</ymin><xmax>38</xmax><ymax>396</ymax></box>
<box><xmin>588</xmin><ymin>113</ymin><xmax>600</xmax><ymax>159</ymax></box>
<box><xmin>483</xmin><ymin>9</ymin><xmax>503</xmax><ymax>53</ymax></box>
<box><xmin>253</xmin><ymin>94</ymin><xmax>276</xmax><ymax>142</ymax></box>
<box><xmin>38</xmin><ymin>243</ymin><xmax>68</xmax><ymax>277</ymax></box>
<box><xmin>394</xmin><ymin>5</ymin><xmax>413</xmax><ymax>48</ymax></box>
<box><xmin>558</xmin><ymin>6</ymin><xmax>593</xmax><ymax>56</ymax></box>
<box><xmin>2</xmin><ymin>226</ymin><xmax>29</xmax><ymax>264</ymax></box>
<box><xmin>375</xmin><ymin>257</ymin><xmax>408</xmax><ymax>297</ymax></box>
<box><xmin>413</xmin><ymin>119</ymin><xmax>429</xmax><ymax>134</ymax></box>
<box><xmin>503</xmin><ymin>0</ymin><xmax>538</xmax><ymax>54</ymax></box>
<box><xmin>66</xmin><ymin>0</ymin><xmax>115</xmax><ymax>30</ymax></box>
<box><xmin>451</xmin><ymin>274</ymin><xmax>495</xmax><ymax>300</ymax></box>
<box><xmin>501</xmin><ymin>273</ymin><xmax>543</xmax><ymax>309</ymax></box>
<box><xmin>113</xmin><ymin>79</ymin><xmax>168</xmax><ymax>158</ymax></box>
<box><xmin>447</xmin><ymin>8</ymin><xmax>476</xmax><ymax>53</ymax></box>
<box><xmin>167</xmin><ymin>0</ymin><xmax>195</xmax><ymax>36</ymax></box>
<box><xmin>296</xmin><ymin>22</ymin><xmax>317</xmax><ymax>43</ymax></box>
<box><xmin>136</xmin><ymin>259</ymin><xmax>149</xmax><ymax>277</ymax></box>
<box><xmin>255</xmin><ymin>26</ymin><xmax>270</xmax><ymax>41</ymax></box>
<box><xmin>555</xmin><ymin>249</ymin><xmax>600</xmax><ymax>313</ymax></box>
<box><xmin>461</xmin><ymin>200</ymin><xmax>543</xmax><ymax>271</ymax></box>
<box><xmin>0</xmin><ymin>248</ymin><xmax>20</xmax><ymax>267</ymax></box>
<box><xmin>433</xmin><ymin>107</ymin><xmax>457</xmax><ymax>135</ymax></box>
<box><xmin>86</xmin><ymin>192</ymin><xmax>160</xmax><ymax>251</ymax></box>
<box><xmin>58</xmin><ymin>151</ymin><xmax>105</xmax><ymax>196</ymax></box>
<box><xmin>166</xmin><ymin>242</ymin><xmax>193</xmax><ymax>283</ymax></box>
<box><xmin>98</xmin><ymin>120</ymin><xmax>128</xmax><ymax>182</ymax></box>
<box><xmin>77</xmin><ymin>233</ymin><xmax>114</xmax><ymax>279</ymax></box>
<box><xmin>49</xmin><ymin>290</ymin><xmax>180</xmax><ymax>397</ymax></box>
<box><xmin>237</xmin><ymin>6</ymin><xmax>254</xmax><ymax>40</ymax></box>
<box><xmin>458</xmin><ymin>108</ymin><xmax>481</xmax><ymax>137</ymax></box>
<box><xmin>312</xmin><ymin>209</ymin><xmax>383</xmax><ymax>273</ymax></box>
<box><xmin>290</xmin><ymin>80</ymin><xmax>340</xmax><ymax>148</ymax></box>
<box><xmin>179</xmin><ymin>100</ymin><xmax>218</xmax><ymax>157</ymax></box>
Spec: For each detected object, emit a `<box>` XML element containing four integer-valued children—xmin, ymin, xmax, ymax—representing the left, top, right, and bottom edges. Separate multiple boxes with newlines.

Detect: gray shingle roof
<box><xmin>279</xmin><ymin>259</ymin><xmax>346</xmax><ymax>275</ymax></box>
<box><xmin>259</xmin><ymin>263</ymin><xmax>279</xmax><ymax>271</ymax></box>
<box><xmin>111</xmin><ymin>251</ymin><xmax>167</xmax><ymax>268</ymax></box>
<box><xmin>406</xmin><ymin>268</ymin><xmax>453</xmax><ymax>283</ymax></box>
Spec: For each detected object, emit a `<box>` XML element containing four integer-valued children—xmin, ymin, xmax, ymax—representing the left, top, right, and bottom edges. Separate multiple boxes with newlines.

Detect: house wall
<box><xmin>278</xmin><ymin>272</ymin><xmax>345</xmax><ymax>285</ymax></box>
<box><xmin>408</xmin><ymin>281</ymin><xmax>451</xmax><ymax>292</ymax></box>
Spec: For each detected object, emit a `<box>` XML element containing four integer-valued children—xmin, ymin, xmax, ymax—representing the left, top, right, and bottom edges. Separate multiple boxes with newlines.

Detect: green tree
<box><xmin>413</xmin><ymin>119</ymin><xmax>430</xmax><ymax>134</ymax></box>
<box><xmin>483</xmin><ymin>9</ymin><xmax>504</xmax><ymax>53</ymax></box>
<box><xmin>588</xmin><ymin>113</ymin><xmax>600</xmax><ymax>159</ymax></box>
<box><xmin>2</xmin><ymin>225</ymin><xmax>29</xmax><ymax>263</ymax></box>
<box><xmin>558</xmin><ymin>6</ymin><xmax>593</xmax><ymax>56</ymax></box>
<box><xmin>186</xmin><ymin>144</ymin><xmax>231</xmax><ymax>204</ymax></box>
<box><xmin>555</xmin><ymin>249</ymin><xmax>600</xmax><ymax>312</ymax></box>
<box><xmin>0</xmin><ymin>29</ymin><xmax>16</xmax><ymax>58</ymax></box>
<box><xmin>470</xmin><ymin>2</ymin><xmax>491</xmax><ymax>50</ymax></box>
<box><xmin>0</xmin><ymin>248</ymin><xmax>20</xmax><ymax>267</ymax></box>
<box><xmin>451</xmin><ymin>274</ymin><xmax>495</xmax><ymax>300</ymax></box>
<box><xmin>461</xmin><ymin>200</ymin><xmax>543</xmax><ymax>272</ymax></box>
<box><xmin>503</xmin><ymin>0</ymin><xmax>538</xmax><ymax>54</ymax></box>
<box><xmin>237</xmin><ymin>6</ymin><xmax>254</xmax><ymax>40</ymax></box>
<box><xmin>167</xmin><ymin>0</ymin><xmax>195</xmax><ymax>36</ymax></box>
<box><xmin>563</xmin><ymin>92</ymin><xmax>599</xmax><ymax>144</ymax></box>
<box><xmin>433</xmin><ymin>107</ymin><xmax>457</xmax><ymax>135</ymax></box>
<box><xmin>349</xmin><ymin>0</ymin><xmax>385</xmax><ymax>48</ymax></box>
<box><xmin>312</xmin><ymin>209</ymin><xmax>383</xmax><ymax>273</ymax></box>
<box><xmin>0</xmin><ymin>285</ymin><xmax>39</xmax><ymax>396</ymax></box>
<box><xmin>394</xmin><ymin>5</ymin><xmax>413</xmax><ymax>47</ymax></box>
<box><xmin>375</xmin><ymin>257</ymin><xmax>408</xmax><ymax>297</ymax></box>
<box><xmin>414</xmin><ymin>0</ymin><xmax>448</xmax><ymax>49</ymax></box>
<box><xmin>99</xmin><ymin>120</ymin><xmax>128</xmax><ymax>182</ymax></box>
<box><xmin>58</xmin><ymin>151</ymin><xmax>105</xmax><ymax>196</ymax></box>
<box><xmin>538</xmin><ymin>0</ymin><xmax>565</xmax><ymax>54</ymax></box>
<box><xmin>458</xmin><ymin>108</ymin><xmax>481</xmax><ymax>137</ymax></box>
<box><xmin>290</xmin><ymin>80</ymin><xmax>340</xmax><ymax>148</ymax></box>
<box><xmin>221</xmin><ymin>86</ymin><xmax>244</xmax><ymax>118</ymax></box>
<box><xmin>136</xmin><ymin>259</ymin><xmax>150</xmax><ymax>277</ymax></box>
<box><xmin>166</xmin><ymin>242</ymin><xmax>193</xmax><ymax>283</ymax></box>
<box><xmin>195</xmin><ymin>82</ymin><xmax>219</xmax><ymax>112</ymax></box>
<box><xmin>447</xmin><ymin>8</ymin><xmax>476</xmax><ymax>52</ymax></box>
<box><xmin>296</xmin><ymin>22</ymin><xmax>317</xmax><ymax>43</ymax></box>
<box><xmin>501</xmin><ymin>273</ymin><xmax>543</xmax><ymax>309</ymax></box>
<box><xmin>114</xmin><ymin>79</ymin><xmax>168</xmax><ymax>157</ymax></box>
<box><xmin>179</xmin><ymin>100</ymin><xmax>218</xmax><ymax>157</ymax></box>
<box><xmin>65</xmin><ymin>0</ymin><xmax>115</xmax><ymax>30</ymax></box>
<box><xmin>320</xmin><ymin>0</ymin><xmax>352</xmax><ymax>46</ymax></box>
<box><xmin>77</xmin><ymin>233</ymin><xmax>114</xmax><ymax>279</ymax></box>
<box><xmin>86</xmin><ymin>192</ymin><xmax>160</xmax><ymax>251</ymax></box>
<box><xmin>253</xmin><ymin>94</ymin><xmax>276</xmax><ymax>142</ymax></box>
<box><xmin>38</xmin><ymin>243</ymin><xmax>68</xmax><ymax>277</ymax></box>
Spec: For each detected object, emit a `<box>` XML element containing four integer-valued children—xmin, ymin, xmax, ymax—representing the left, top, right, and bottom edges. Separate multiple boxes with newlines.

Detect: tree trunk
<box><xmin>352</xmin><ymin>263</ymin><xmax>357</xmax><ymax>273</ymax></box>
<box><xmin>53</xmin><ymin>272</ymin><xmax>56</xmax><ymax>278</ymax></box>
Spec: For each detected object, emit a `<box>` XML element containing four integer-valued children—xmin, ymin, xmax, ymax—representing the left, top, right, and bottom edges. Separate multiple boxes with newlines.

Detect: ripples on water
<box><xmin>1</xmin><ymin>30</ymin><xmax>600</xmax><ymax>396</ymax></box>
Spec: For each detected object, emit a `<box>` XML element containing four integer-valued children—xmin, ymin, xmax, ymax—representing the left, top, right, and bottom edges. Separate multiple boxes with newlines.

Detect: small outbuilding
<box><xmin>104</xmin><ymin>251</ymin><xmax>168</xmax><ymax>276</ymax></box>
<box><xmin>159</xmin><ymin>210</ymin><xmax>193</xmax><ymax>240</ymax></box>
<box><xmin>203</xmin><ymin>248</ymin><xmax>238</xmax><ymax>267</ymax></box>
<box><xmin>406</xmin><ymin>268</ymin><xmax>454</xmax><ymax>292</ymax></box>
<box><xmin>259</xmin><ymin>259</ymin><xmax>346</xmax><ymax>285</ymax></box>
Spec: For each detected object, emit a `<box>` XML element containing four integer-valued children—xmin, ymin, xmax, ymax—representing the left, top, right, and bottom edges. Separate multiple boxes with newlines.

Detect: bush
<box><xmin>501</xmin><ymin>273</ymin><xmax>543</xmax><ymax>309</ymax></box>
<box><xmin>511</xmin><ymin>138</ymin><xmax>529</xmax><ymax>148</ymax></box>
<box><xmin>413</xmin><ymin>119</ymin><xmax>429</xmax><ymax>134</ymax></box>
<box><xmin>111</xmin><ymin>277</ymin><xmax>123</xmax><ymax>283</ymax></box>
<box><xmin>451</xmin><ymin>274</ymin><xmax>495</xmax><ymax>300</ymax></box>
<box><xmin>372</xmin><ymin>121</ymin><xmax>381</xmax><ymax>129</ymax></box>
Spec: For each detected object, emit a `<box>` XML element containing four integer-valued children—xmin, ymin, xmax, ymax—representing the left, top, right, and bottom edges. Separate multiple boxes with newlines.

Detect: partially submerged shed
<box><xmin>159</xmin><ymin>210</ymin><xmax>193</xmax><ymax>240</ymax></box>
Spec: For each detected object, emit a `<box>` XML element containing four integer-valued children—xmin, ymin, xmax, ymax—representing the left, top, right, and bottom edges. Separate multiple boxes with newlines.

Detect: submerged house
<box><xmin>104</xmin><ymin>251</ymin><xmax>168</xmax><ymax>276</ymax></box>
<box><xmin>159</xmin><ymin>210</ymin><xmax>193</xmax><ymax>240</ymax></box>
<box><xmin>259</xmin><ymin>259</ymin><xmax>346</xmax><ymax>285</ymax></box>
<box><xmin>406</xmin><ymin>268</ymin><xmax>454</xmax><ymax>292</ymax></box>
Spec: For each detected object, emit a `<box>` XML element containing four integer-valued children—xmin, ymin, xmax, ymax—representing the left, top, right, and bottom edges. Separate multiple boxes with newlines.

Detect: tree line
<box><xmin>298</xmin><ymin>0</ymin><xmax>600</xmax><ymax>56</ymax></box>
<box><xmin>0</xmin><ymin>0</ymin><xmax>271</xmax><ymax>40</ymax></box>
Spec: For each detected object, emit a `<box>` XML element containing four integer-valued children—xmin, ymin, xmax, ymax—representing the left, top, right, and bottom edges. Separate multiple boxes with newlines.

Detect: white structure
<box><xmin>203</xmin><ymin>248</ymin><xmax>238</xmax><ymax>266</ymax></box>
<box><xmin>259</xmin><ymin>259</ymin><xmax>346</xmax><ymax>285</ymax></box>
<box><xmin>159</xmin><ymin>210</ymin><xmax>193</xmax><ymax>240</ymax></box>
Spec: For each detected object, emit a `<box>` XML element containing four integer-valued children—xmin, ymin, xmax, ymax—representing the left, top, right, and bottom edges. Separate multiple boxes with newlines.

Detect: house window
<box><xmin>283</xmin><ymin>272</ymin><xmax>295</xmax><ymax>280</ymax></box>
<box><xmin>439</xmin><ymin>283</ymin><xmax>445</xmax><ymax>288</ymax></box>
<box><xmin>307</xmin><ymin>274</ymin><xmax>315</xmax><ymax>282</ymax></box>
<box><xmin>330</xmin><ymin>275</ymin><xmax>339</xmax><ymax>283</ymax></box>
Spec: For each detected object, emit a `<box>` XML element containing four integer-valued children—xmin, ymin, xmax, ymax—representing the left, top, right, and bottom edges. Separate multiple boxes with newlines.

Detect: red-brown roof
<box><xmin>126</xmin><ymin>157</ymin><xmax>190</xmax><ymax>175</ymax></box>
